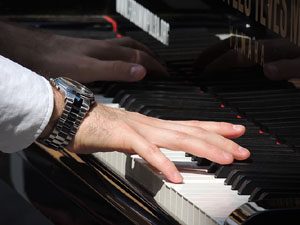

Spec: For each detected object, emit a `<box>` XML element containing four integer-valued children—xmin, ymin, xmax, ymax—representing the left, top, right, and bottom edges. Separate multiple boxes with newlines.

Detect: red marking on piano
<box><xmin>117</xmin><ymin>34</ymin><xmax>122</xmax><ymax>38</ymax></box>
<box><xmin>259</xmin><ymin>130</ymin><xmax>264</xmax><ymax>134</ymax></box>
<box><xmin>103</xmin><ymin>15</ymin><xmax>118</xmax><ymax>32</ymax></box>
<box><xmin>220</xmin><ymin>104</ymin><xmax>225</xmax><ymax>108</ymax></box>
<box><xmin>276</xmin><ymin>141</ymin><xmax>280</xmax><ymax>145</ymax></box>
<box><xmin>237</xmin><ymin>115</ymin><xmax>242</xmax><ymax>119</ymax></box>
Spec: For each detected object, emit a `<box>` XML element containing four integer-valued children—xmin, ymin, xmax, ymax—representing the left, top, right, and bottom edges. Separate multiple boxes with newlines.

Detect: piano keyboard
<box><xmin>92</xmin><ymin>74</ymin><xmax>299</xmax><ymax>225</ymax></box>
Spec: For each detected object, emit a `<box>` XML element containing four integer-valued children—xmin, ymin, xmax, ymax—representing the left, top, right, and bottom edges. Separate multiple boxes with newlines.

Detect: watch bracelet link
<box><xmin>38</xmin><ymin>95</ymin><xmax>89</xmax><ymax>151</ymax></box>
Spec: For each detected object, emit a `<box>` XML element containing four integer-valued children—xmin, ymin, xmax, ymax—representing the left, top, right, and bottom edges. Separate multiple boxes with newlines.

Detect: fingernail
<box><xmin>238</xmin><ymin>146</ymin><xmax>250</xmax><ymax>156</ymax></box>
<box><xmin>233</xmin><ymin>125</ymin><xmax>245</xmax><ymax>132</ymax></box>
<box><xmin>173</xmin><ymin>171</ymin><xmax>183</xmax><ymax>183</ymax></box>
<box><xmin>130</xmin><ymin>64</ymin><xmax>146</xmax><ymax>80</ymax></box>
<box><xmin>223</xmin><ymin>151</ymin><xmax>233</xmax><ymax>160</ymax></box>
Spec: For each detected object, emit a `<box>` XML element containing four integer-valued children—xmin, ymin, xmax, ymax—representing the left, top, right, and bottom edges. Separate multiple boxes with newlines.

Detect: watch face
<box><xmin>60</xmin><ymin>77</ymin><xmax>94</xmax><ymax>98</ymax></box>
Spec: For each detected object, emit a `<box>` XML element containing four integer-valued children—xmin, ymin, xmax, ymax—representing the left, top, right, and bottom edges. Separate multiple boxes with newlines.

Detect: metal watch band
<box><xmin>37</xmin><ymin>77</ymin><xmax>94</xmax><ymax>151</ymax></box>
<box><xmin>40</xmin><ymin>96</ymin><xmax>89</xmax><ymax>150</ymax></box>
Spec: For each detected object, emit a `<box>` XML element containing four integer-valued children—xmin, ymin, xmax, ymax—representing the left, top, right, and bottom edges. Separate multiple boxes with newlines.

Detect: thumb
<box><xmin>264</xmin><ymin>58</ymin><xmax>300</xmax><ymax>81</ymax></box>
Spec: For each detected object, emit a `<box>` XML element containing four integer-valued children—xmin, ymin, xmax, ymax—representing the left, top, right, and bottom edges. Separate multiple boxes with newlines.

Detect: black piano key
<box><xmin>217</xmin><ymin>88</ymin><xmax>297</xmax><ymax>97</ymax></box>
<box><xmin>115</xmin><ymin>91</ymin><xmax>217</xmax><ymax>106</ymax></box>
<box><xmin>256</xmin><ymin>192</ymin><xmax>300</xmax><ymax>200</ymax></box>
<box><xmin>232</xmin><ymin>174</ymin><xmax>300</xmax><ymax>191</ymax></box>
<box><xmin>124</xmin><ymin>99</ymin><xmax>223</xmax><ymax>112</ymax></box>
<box><xmin>192</xmin><ymin>147</ymin><xmax>299</xmax><ymax>167</ymax></box>
<box><xmin>213</xmin><ymin>163</ymin><xmax>300</xmax><ymax>178</ymax></box>
<box><xmin>104</xmin><ymin>83</ymin><xmax>202</xmax><ymax>97</ymax></box>
<box><xmin>195</xmin><ymin>158</ymin><xmax>211</xmax><ymax>166</ymax></box>
<box><xmin>244</xmin><ymin>145</ymin><xmax>294</xmax><ymax>153</ymax></box>
<box><xmin>225</xmin><ymin>169</ymin><xmax>300</xmax><ymax>185</ymax></box>
<box><xmin>245</xmin><ymin>110</ymin><xmax>300</xmax><ymax>121</ymax></box>
<box><xmin>138</xmin><ymin>105</ymin><xmax>232</xmax><ymax>115</ymax></box>
<box><xmin>225</xmin><ymin>98</ymin><xmax>300</xmax><ymax>109</ymax></box>
<box><xmin>222</xmin><ymin>90</ymin><xmax>300</xmax><ymax>101</ymax></box>
<box><xmin>234</xmin><ymin>137</ymin><xmax>278</xmax><ymax>146</ymax></box>
<box><xmin>238</xmin><ymin>178</ymin><xmax>300</xmax><ymax>195</ymax></box>
<box><xmin>242</xmin><ymin>153</ymin><xmax>300</xmax><ymax>164</ymax></box>
<box><xmin>207</xmin><ymin>81</ymin><xmax>293</xmax><ymax>93</ymax></box>
<box><xmin>249</xmin><ymin>187</ymin><xmax>300</xmax><ymax>201</ymax></box>
<box><xmin>143</xmin><ymin>108</ymin><xmax>239</xmax><ymax>120</ymax></box>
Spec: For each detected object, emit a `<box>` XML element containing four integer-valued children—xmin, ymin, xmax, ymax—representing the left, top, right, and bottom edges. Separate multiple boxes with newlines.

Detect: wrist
<box><xmin>39</xmin><ymin>84</ymin><xmax>65</xmax><ymax>139</ymax></box>
<box><xmin>37</xmin><ymin>77</ymin><xmax>95</xmax><ymax>151</ymax></box>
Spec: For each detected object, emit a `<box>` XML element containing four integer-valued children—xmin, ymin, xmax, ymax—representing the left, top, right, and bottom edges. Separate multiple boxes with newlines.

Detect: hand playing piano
<box><xmin>40</xmin><ymin>87</ymin><xmax>251</xmax><ymax>184</ymax></box>
<box><xmin>195</xmin><ymin>38</ymin><xmax>300</xmax><ymax>80</ymax></box>
<box><xmin>0</xmin><ymin>21</ymin><xmax>168</xmax><ymax>83</ymax></box>
<box><xmin>65</xmin><ymin>103</ymin><xmax>250</xmax><ymax>183</ymax></box>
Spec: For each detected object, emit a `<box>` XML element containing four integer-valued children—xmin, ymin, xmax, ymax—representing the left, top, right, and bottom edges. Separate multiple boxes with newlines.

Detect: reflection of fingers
<box><xmin>89</xmin><ymin>59</ymin><xmax>147</xmax><ymax>82</ymax></box>
<box><xmin>89</xmin><ymin>45</ymin><xmax>168</xmax><ymax>77</ymax></box>
<box><xmin>264</xmin><ymin>58</ymin><xmax>300</xmax><ymax>80</ymax></box>
<box><xmin>128</xmin><ymin>131</ymin><xmax>183</xmax><ymax>183</ymax></box>
<box><xmin>106</xmin><ymin>37</ymin><xmax>156</xmax><ymax>58</ymax></box>
<box><xmin>204</xmin><ymin>50</ymin><xmax>254</xmax><ymax>72</ymax></box>
<box><xmin>195</xmin><ymin>38</ymin><xmax>231</xmax><ymax>70</ymax></box>
<box><xmin>59</xmin><ymin>55</ymin><xmax>146</xmax><ymax>82</ymax></box>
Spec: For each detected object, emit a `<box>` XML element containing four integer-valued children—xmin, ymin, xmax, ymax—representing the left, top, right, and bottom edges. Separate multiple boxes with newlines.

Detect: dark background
<box><xmin>0</xmin><ymin>0</ymin><xmax>116</xmax><ymax>14</ymax></box>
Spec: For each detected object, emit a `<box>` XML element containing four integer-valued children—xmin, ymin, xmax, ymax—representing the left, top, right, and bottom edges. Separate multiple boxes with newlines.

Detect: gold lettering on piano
<box><xmin>290</xmin><ymin>0</ymin><xmax>300</xmax><ymax>45</ymax></box>
<box><xmin>245</xmin><ymin>0</ymin><xmax>252</xmax><ymax>16</ymax></box>
<box><xmin>280</xmin><ymin>0</ymin><xmax>288</xmax><ymax>38</ymax></box>
<box><xmin>222</xmin><ymin>0</ymin><xmax>290</xmax><ymax>41</ymax></box>
<box><xmin>273</xmin><ymin>0</ymin><xmax>280</xmax><ymax>34</ymax></box>
<box><xmin>230</xmin><ymin>27</ymin><xmax>265</xmax><ymax>67</ymax></box>
<box><xmin>260</xmin><ymin>0</ymin><xmax>266</xmax><ymax>26</ymax></box>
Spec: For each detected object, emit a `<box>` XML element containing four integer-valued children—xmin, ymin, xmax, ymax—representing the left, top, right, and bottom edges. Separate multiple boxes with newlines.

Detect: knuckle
<box><xmin>222</xmin><ymin>138</ymin><xmax>238</xmax><ymax>151</ymax></box>
<box><xmin>132</xmin><ymin>50</ymin><xmax>147</xmax><ymax>64</ymax></box>
<box><xmin>130</xmin><ymin>50</ymin><xmax>139</xmax><ymax>63</ymax></box>
<box><xmin>159</xmin><ymin>156</ymin><xmax>172</xmax><ymax>167</ymax></box>
<box><xmin>145</xmin><ymin>145</ymin><xmax>160</xmax><ymax>155</ymax></box>
<box><xmin>189</xmin><ymin>120</ymin><xmax>202</xmax><ymax>127</ymax></box>
<box><xmin>111</xmin><ymin>60</ymin><xmax>122</xmax><ymax>74</ymax></box>
<box><xmin>173</xmin><ymin>131</ymin><xmax>189</xmax><ymax>141</ymax></box>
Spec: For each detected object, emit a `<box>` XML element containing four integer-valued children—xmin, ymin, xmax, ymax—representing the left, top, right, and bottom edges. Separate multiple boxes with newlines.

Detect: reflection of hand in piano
<box><xmin>66</xmin><ymin>102</ymin><xmax>250</xmax><ymax>183</ymax></box>
<box><xmin>0</xmin><ymin>22</ymin><xmax>168</xmax><ymax>83</ymax></box>
<box><xmin>195</xmin><ymin>37</ymin><xmax>300</xmax><ymax>81</ymax></box>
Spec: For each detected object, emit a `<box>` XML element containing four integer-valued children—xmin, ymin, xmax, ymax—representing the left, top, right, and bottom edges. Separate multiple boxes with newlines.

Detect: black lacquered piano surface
<box><xmin>2</xmin><ymin>0</ymin><xmax>300</xmax><ymax>224</ymax></box>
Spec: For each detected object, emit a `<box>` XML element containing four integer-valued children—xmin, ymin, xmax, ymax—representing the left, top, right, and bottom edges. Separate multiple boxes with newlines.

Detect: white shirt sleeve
<box><xmin>0</xmin><ymin>55</ymin><xmax>53</xmax><ymax>153</ymax></box>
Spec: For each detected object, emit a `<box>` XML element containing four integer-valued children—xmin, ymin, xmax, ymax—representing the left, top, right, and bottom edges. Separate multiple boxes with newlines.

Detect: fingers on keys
<box><xmin>126</xmin><ymin>115</ymin><xmax>250</xmax><ymax>183</ymax></box>
<box><xmin>128</xmin><ymin>130</ymin><xmax>183</xmax><ymax>183</ymax></box>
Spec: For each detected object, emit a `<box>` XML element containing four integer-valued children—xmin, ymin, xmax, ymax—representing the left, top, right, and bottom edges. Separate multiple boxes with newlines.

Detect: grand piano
<box><xmin>1</xmin><ymin>0</ymin><xmax>300</xmax><ymax>224</ymax></box>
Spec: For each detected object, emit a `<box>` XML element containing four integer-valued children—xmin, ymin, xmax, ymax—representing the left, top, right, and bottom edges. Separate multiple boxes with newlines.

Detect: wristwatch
<box><xmin>38</xmin><ymin>77</ymin><xmax>95</xmax><ymax>150</ymax></box>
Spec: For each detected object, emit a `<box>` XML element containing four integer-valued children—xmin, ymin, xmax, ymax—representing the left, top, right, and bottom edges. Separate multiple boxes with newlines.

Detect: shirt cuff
<box><xmin>0</xmin><ymin>56</ymin><xmax>54</xmax><ymax>153</ymax></box>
